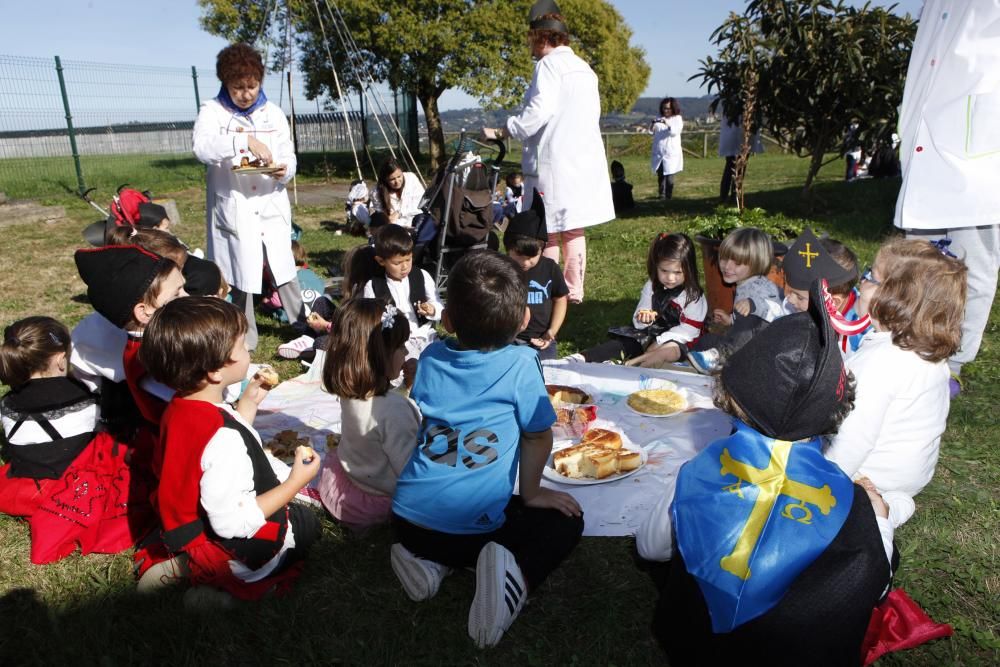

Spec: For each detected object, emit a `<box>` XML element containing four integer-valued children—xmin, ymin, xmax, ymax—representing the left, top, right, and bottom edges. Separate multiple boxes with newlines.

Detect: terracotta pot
<box><xmin>695</xmin><ymin>235</ymin><xmax>787</xmax><ymax>316</ymax></box>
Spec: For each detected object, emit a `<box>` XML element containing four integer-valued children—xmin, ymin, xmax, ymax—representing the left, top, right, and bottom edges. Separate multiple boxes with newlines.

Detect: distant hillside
<box><xmin>434</xmin><ymin>95</ymin><xmax>716</xmax><ymax>132</ymax></box>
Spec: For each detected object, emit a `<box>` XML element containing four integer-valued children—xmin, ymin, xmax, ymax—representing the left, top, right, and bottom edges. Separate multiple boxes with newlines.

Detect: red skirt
<box><xmin>0</xmin><ymin>432</ymin><xmax>156</xmax><ymax>564</ymax></box>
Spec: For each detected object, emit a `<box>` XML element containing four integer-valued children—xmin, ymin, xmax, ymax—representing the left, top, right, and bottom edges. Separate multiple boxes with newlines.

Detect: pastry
<box><xmin>265</xmin><ymin>429</ymin><xmax>311</xmax><ymax>463</ymax></box>
<box><xmin>551</xmin><ymin>428</ymin><xmax>640</xmax><ymax>480</ymax></box>
<box><xmin>546</xmin><ymin>384</ymin><xmax>591</xmax><ymax>405</ymax></box>
<box><xmin>254</xmin><ymin>365</ymin><xmax>280</xmax><ymax>390</ymax></box>
<box><xmin>627</xmin><ymin>388</ymin><xmax>687</xmax><ymax>415</ymax></box>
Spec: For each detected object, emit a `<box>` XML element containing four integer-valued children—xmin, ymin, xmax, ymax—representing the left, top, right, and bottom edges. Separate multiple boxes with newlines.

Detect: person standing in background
<box><xmin>651</xmin><ymin>97</ymin><xmax>683</xmax><ymax>200</ymax></box>
<box><xmin>481</xmin><ymin>0</ymin><xmax>615</xmax><ymax>304</ymax></box>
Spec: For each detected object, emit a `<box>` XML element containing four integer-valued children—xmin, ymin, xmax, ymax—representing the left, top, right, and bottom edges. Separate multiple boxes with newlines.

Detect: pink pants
<box><xmin>543</xmin><ymin>229</ymin><xmax>586</xmax><ymax>303</ymax></box>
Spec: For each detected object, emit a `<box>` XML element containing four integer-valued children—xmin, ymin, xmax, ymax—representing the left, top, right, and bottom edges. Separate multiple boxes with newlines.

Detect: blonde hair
<box><xmin>0</xmin><ymin>317</ymin><xmax>70</xmax><ymax>388</ymax></box>
<box><xmin>718</xmin><ymin>227</ymin><xmax>774</xmax><ymax>277</ymax></box>
<box><xmin>870</xmin><ymin>239</ymin><xmax>967</xmax><ymax>362</ymax></box>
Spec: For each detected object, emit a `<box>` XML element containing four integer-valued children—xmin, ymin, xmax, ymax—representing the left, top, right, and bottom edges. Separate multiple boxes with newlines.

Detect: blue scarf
<box><xmin>217</xmin><ymin>84</ymin><xmax>268</xmax><ymax>117</ymax></box>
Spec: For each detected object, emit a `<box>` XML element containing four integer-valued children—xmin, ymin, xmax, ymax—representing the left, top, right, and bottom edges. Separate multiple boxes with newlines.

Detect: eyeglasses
<box><xmin>861</xmin><ymin>267</ymin><xmax>880</xmax><ymax>285</ymax></box>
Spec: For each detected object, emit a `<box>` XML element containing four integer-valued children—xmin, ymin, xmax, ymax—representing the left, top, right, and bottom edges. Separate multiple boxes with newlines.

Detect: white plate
<box><xmin>625</xmin><ymin>388</ymin><xmax>689</xmax><ymax>418</ymax></box>
<box><xmin>543</xmin><ymin>443</ymin><xmax>648</xmax><ymax>486</ymax></box>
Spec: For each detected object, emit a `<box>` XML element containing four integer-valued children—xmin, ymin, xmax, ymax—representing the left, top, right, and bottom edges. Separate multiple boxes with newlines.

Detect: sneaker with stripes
<box><xmin>468</xmin><ymin>542</ymin><xmax>527</xmax><ymax>648</ymax></box>
<box><xmin>390</xmin><ymin>543</ymin><xmax>453</xmax><ymax>602</ymax></box>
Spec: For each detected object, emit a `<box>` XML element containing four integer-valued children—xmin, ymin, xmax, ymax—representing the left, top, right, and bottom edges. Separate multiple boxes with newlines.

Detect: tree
<box><xmin>198</xmin><ymin>0</ymin><xmax>649</xmax><ymax>171</ymax></box>
<box><xmin>693</xmin><ymin>0</ymin><xmax>916</xmax><ymax>194</ymax></box>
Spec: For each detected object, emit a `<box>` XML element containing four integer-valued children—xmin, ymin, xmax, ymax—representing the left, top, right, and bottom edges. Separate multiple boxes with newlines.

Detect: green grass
<box><xmin>0</xmin><ymin>151</ymin><xmax>997</xmax><ymax>665</ymax></box>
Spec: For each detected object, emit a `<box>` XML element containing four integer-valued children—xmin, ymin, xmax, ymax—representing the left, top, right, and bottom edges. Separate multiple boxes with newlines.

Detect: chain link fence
<box><xmin>0</xmin><ymin>55</ymin><xmax>411</xmax><ymax>200</ymax></box>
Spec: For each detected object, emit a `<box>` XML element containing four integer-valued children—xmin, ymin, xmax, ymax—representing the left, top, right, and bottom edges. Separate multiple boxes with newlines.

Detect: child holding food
<box><xmin>138</xmin><ymin>297</ymin><xmax>320</xmax><ymax>605</ymax></box>
<box><xmin>389</xmin><ymin>251</ymin><xmax>583</xmax><ymax>648</ymax></box>
<box><xmin>318</xmin><ymin>298</ymin><xmax>420</xmax><ymax>529</ymax></box>
<box><xmin>363</xmin><ymin>224</ymin><xmax>443</xmax><ymax>360</ymax></box>
<box><xmin>567</xmin><ymin>232</ymin><xmax>705</xmax><ymax>364</ymax></box>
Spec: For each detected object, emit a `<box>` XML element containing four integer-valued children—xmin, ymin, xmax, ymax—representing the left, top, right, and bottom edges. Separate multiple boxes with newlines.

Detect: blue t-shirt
<box><xmin>392</xmin><ymin>340</ymin><xmax>556</xmax><ymax>534</ymax></box>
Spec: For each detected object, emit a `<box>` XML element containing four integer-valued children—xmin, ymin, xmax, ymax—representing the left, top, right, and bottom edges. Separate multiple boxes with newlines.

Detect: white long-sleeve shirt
<box><xmin>200</xmin><ymin>404</ymin><xmax>296</xmax><ymax>582</ymax></box>
<box><xmin>651</xmin><ymin>115</ymin><xmax>684</xmax><ymax>175</ymax></box>
<box><xmin>631</xmin><ymin>281</ymin><xmax>707</xmax><ymax>346</ymax></box>
<box><xmin>825</xmin><ymin>331</ymin><xmax>950</xmax><ymax>528</ymax></box>
<box><xmin>369</xmin><ymin>172</ymin><xmax>424</xmax><ymax>228</ymax></box>
<box><xmin>363</xmin><ymin>269</ymin><xmax>442</xmax><ymax>354</ymax></box>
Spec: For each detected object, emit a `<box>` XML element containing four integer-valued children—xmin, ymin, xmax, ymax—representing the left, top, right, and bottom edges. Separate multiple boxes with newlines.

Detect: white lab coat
<box><xmin>650</xmin><ymin>115</ymin><xmax>684</xmax><ymax>175</ymax></box>
<box><xmin>894</xmin><ymin>0</ymin><xmax>1000</xmax><ymax>230</ymax></box>
<box><xmin>718</xmin><ymin>110</ymin><xmax>763</xmax><ymax>157</ymax></box>
<box><xmin>193</xmin><ymin>98</ymin><xmax>297</xmax><ymax>293</ymax></box>
<box><xmin>505</xmin><ymin>45</ymin><xmax>615</xmax><ymax>233</ymax></box>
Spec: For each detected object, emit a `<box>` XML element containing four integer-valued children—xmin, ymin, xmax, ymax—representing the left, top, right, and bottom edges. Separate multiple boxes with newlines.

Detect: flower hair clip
<box><xmin>48</xmin><ymin>332</ymin><xmax>62</xmax><ymax>345</ymax></box>
<box><xmin>930</xmin><ymin>238</ymin><xmax>957</xmax><ymax>259</ymax></box>
<box><xmin>381</xmin><ymin>304</ymin><xmax>398</xmax><ymax>330</ymax></box>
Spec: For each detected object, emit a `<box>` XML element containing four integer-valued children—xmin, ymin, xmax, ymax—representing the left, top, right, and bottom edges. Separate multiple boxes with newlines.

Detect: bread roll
<box><xmin>581</xmin><ymin>428</ymin><xmax>623</xmax><ymax>450</ymax></box>
<box><xmin>546</xmin><ymin>384</ymin><xmax>591</xmax><ymax>405</ymax></box>
<box><xmin>254</xmin><ymin>365</ymin><xmax>280</xmax><ymax>390</ymax></box>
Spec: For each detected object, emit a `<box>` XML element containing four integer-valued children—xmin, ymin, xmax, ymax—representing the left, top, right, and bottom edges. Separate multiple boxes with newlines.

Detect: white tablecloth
<box><xmin>256</xmin><ymin>354</ymin><xmax>730</xmax><ymax>535</ymax></box>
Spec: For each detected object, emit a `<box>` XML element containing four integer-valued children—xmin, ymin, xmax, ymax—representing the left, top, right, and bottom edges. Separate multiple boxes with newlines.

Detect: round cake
<box><xmin>627</xmin><ymin>388</ymin><xmax>687</xmax><ymax>415</ymax></box>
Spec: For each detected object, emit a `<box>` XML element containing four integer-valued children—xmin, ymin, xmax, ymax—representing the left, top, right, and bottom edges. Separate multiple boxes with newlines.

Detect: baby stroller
<box><xmin>415</xmin><ymin>132</ymin><xmax>506</xmax><ymax>290</ymax></box>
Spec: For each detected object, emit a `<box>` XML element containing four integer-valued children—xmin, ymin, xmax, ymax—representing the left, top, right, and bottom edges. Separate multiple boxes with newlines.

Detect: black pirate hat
<box><xmin>529</xmin><ymin>0</ymin><xmax>568</xmax><ymax>33</ymax></box>
<box><xmin>74</xmin><ymin>245</ymin><xmax>176</xmax><ymax>329</ymax></box>
<box><xmin>783</xmin><ymin>228</ymin><xmax>857</xmax><ymax>290</ymax></box>
<box><xmin>721</xmin><ymin>279</ymin><xmax>850</xmax><ymax>440</ymax></box>
<box><xmin>504</xmin><ymin>188</ymin><xmax>548</xmax><ymax>243</ymax></box>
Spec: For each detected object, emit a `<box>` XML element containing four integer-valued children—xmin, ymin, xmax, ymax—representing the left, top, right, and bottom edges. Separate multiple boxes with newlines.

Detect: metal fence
<box><xmin>0</xmin><ymin>55</ymin><xmax>409</xmax><ymax>199</ymax></box>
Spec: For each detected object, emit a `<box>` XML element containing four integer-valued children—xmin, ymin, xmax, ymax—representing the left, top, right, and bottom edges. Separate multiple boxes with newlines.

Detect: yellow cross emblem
<box><xmin>718</xmin><ymin>440</ymin><xmax>836</xmax><ymax>580</ymax></box>
<box><xmin>798</xmin><ymin>243</ymin><xmax>819</xmax><ymax>268</ymax></box>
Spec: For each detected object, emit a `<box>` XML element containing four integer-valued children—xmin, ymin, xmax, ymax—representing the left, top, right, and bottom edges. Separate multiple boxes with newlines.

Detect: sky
<box><xmin>3</xmin><ymin>0</ymin><xmax>925</xmax><ymax>112</ymax></box>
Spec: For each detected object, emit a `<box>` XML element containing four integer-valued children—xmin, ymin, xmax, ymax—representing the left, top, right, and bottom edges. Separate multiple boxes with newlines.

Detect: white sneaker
<box><xmin>390</xmin><ymin>543</ymin><xmax>453</xmax><ymax>602</ymax></box>
<box><xmin>278</xmin><ymin>334</ymin><xmax>314</xmax><ymax>359</ymax></box>
<box><xmin>136</xmin><ymin>553</ymin><xmax>189</xmax><ymax>593</ymax></box>
<box><xmin>564</xmin><ymin>353</ymin><xmax>585</xmax><ymax>363</ymax></box>
<box><xmin>468</xmin><ymin>542</ymin><xmax>527</xmax><ymax>648</ymax></box>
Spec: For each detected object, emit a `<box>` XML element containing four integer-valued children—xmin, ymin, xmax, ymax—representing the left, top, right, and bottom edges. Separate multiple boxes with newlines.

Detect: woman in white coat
<box><xmin>651</xmin><ymin>97</ymin><xmax>683</xmax><ymax>199</ymax></box>
<box><xmin>193</xmin><ymin>43</ymin><xmax>302</xmax><ymax>351</ymax></box>
<box><xmin>369</xmin><ymin>157</ymin><xmax>424</xmax><ymax>228</ymax></box>
<box><xmin>481</xmin><ymin>0</ymin><xmax>615</xmax><ymax>304</ymax></box>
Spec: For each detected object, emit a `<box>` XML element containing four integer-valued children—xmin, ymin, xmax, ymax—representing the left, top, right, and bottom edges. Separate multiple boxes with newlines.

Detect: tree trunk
<box><xmin>802</xmin><ymin>129</ymin><xmax>830</xmax><ymax>195</ymax></box>
<box><xmin>418</xmin><ymin>90</ymin><xmax>446</xmax><ymax>172</ymax></box>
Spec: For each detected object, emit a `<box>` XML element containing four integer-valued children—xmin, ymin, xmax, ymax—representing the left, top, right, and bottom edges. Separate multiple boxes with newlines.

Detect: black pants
<box><xmin>689</xmin><ymin>314</ymin><xmax>769</xmax><ymax>357</ymax></box>
<box><xmin>580</xmin><ymin>336</ymin><xmax>645</xmax><ymax>364</ymax></box>
<box><xmin>392</xmin><ymin>496</ymin><xmax>584</xmax><ymax>591</ymax></box>
<box><xmin>720</xmin><ymin>156</ymin><xmax>737</xmax><ymax>200</ymax></box>
<box><xmin>656</xmin><ymin>165</ymin><xmax>675</xmax><ymax>199</ymax></box>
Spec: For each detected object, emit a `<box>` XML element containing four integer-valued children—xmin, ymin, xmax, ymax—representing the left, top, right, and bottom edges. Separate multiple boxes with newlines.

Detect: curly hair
<box><xmin>216</xmin><ymin>43</ymin><xmax>264</xmax><ymax>85</ymax></box>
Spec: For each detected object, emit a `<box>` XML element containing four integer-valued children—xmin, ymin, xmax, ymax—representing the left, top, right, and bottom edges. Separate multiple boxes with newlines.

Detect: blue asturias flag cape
<box><xmin>672</xmin><ymin>419</ymin><xmax>854</xmax><ymax>633</ymax></box>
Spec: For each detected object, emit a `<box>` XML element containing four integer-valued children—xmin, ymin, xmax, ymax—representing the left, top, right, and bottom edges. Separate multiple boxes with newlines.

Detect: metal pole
<box><xmin>191</xmin><ymin>66</ymin><xmax>201</xmax><ymax>111</ymax></box>
<box><xmin>287</xmin><ymin>71</ymin><xmax>298</xmax><ymax>207</ymax></box>
<box><xmin>55</xmin><ymin>56</ymin><xmax>85</xmax><ymax>196</ymax></box>
<box><xmin>703</xmin><ymin>131</ymin><xmax>708</xmax><ymax>158</ymax></box>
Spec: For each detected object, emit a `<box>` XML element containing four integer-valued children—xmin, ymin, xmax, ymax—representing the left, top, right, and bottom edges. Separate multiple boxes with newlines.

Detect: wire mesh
<box><xmin>0</xmin><ymin>55</ymin><xmax>400</xmax><ymax>200</ymax></box>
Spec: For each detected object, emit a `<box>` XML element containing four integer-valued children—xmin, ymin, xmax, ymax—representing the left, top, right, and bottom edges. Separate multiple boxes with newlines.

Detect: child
<box><xmin>317</xmin><ymin>299</ymin><xmax>419</xmax><ymax>529</ymax></box>
<box><xmin>389</xmin><ymin>251</ymin><xmax>584</xmax><ymax>648</ymax></box>
<box><xmin>139</xmin><ymin>296</ymin><xmax>321</xmax><ymax>602</ymax></box>
<box><xmin>72</xmin><ymin>246</ymin><xmax>188</xmax><ymax>459</ymax></box>
<box><xmin>504</xmin><ymin>207</ymin><xmax>568</xmax><ymax>361</ymax></box>
<box><xmin>685</xmin><ymin>227</ymin><xmax>783</xmax><ymax>374</ymax></box>
<box><xmin>362</xmin><ymin>224</ymin><xmax>442</xmax><ymax>360</ymax></box>
<box><xmin>639</xmin><ymin>279</ymin><xmax>894</xmax><ymax>664</ymax></box>
<box><xmin>346</xmin><ymin>180</ymin><xmax>371</xmax><ymax>231</ymax></box>
<box><xmin>504</xmin><ymin>171</ymin><xmax>524</xmax><ymax>220</ymax></box>
<box><xmin>273</xmin><ymin>240</ymin><xmax>334</xmax><ymax>359</ymax></box>
<box><xmin>825</xmin><ymin>238</ymin><xmax>967</xmax><ymax>530</ymax></box>
<box><xmin>0</xmin><ymin>317</ymin><xmax>154</xmax><ymax>564</ymax></box>
<box><xmin>570</xmin><ymin>233</ymin><xmax>706</xmax><ymax>366</ymax></box>
<box><xmin>779</xmin><ymin>229</ymin><xmax>871</xmax><ymax>357</ymax></box>
<box><xmin>609</xmin><ymin>160</ymin><xmax>635</xmax><ymax>213</ymax></box>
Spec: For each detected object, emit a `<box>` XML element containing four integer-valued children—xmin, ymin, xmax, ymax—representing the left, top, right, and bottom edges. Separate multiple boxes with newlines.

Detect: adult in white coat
<box><xmin>893</xmin><ymin>0</ymin><xmax>1000</xmax><ymax>395</ymax></box>
<box><xmin>193</xmin><ymin>43</ymin><xmax>302</xmax><ymax>351</ymax></box>
<box><xmin>650</xmin><ymin>97</ymin><xmax>683</xmax><ymax>200</ymax></box>
<box><xmin>481</xmin><ymin>0</ymin><xmax>615</xmax><ymax>303</ymax></box>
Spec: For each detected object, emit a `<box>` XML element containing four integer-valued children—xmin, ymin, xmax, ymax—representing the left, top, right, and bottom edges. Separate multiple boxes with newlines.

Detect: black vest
<box><xmin>370</xmin><ymin>272</ymin><xmax>428</xmax><ymax>327</ymax></box>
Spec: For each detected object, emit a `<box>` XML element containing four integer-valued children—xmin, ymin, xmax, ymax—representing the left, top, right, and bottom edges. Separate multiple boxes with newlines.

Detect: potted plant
<box><xmin>687</xmin><ymin>206</ymin><xmax>804</xmax><ymax>314</ymax></box>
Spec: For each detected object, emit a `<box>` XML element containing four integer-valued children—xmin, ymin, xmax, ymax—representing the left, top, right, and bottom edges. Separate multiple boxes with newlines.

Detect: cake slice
<box><xmin>616</xmin><ymin>449</ymin><xmax>642</xmax><ymax>472</ymax></box>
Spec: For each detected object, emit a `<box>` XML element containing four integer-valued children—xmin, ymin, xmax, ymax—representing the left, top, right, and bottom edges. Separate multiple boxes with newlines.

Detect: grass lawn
<box><xmin>0</xmin><ymin>149</ymin><xmax>996</xmax><ymax>665</ymax></box>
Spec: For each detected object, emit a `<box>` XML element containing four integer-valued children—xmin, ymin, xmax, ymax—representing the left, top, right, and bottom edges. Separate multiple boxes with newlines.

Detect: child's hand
<box><xmin>240</xmin><ymin>376</ymin><xmax>270</xmax><ymax>406</ymax></box>
<box><xmin>307</xmin><ymin>312</ymin><xmax>330</xmax><ymax>333</ymax></box>
<box><xmin>415</xmin><ymin>301</ymin><xmax>436</xmax><ymax>317</ymax></box>
<box><xmin>857</xmin><ymin>477</ymin><xmax>889</xmax><ymax>518</ymax></box>
<box><xmin>733</xmin><ymin>299</ymin><xmax>751</xmax><ymax>317</ymax></box>
<box><xmin>712</xmin><ymin>308</ymin><xmax>731</xmax><ymax>325</ymax></box>
<box><xmin>529</xmin><ymin>337</ymin><xmax>551</xmax><ymax>350</ymax></box>
<box><xmin>636</xmin><ymin>309</ymin><xmax>657</xmax><ymax>325</ymax></box>
<box><xmin>290</xmin><ymin>445</ymin><xmax>321</xmax><ymax>485</ymax></box>
<box><xmin>524</xmin><ymin>487</ymin><xmax>581</xmax><ymax>517</ymax></box>
<box><xmin>402</xmin><ymin>358</ymin><xmax>418</xmax><ymax>389</ymax></box>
